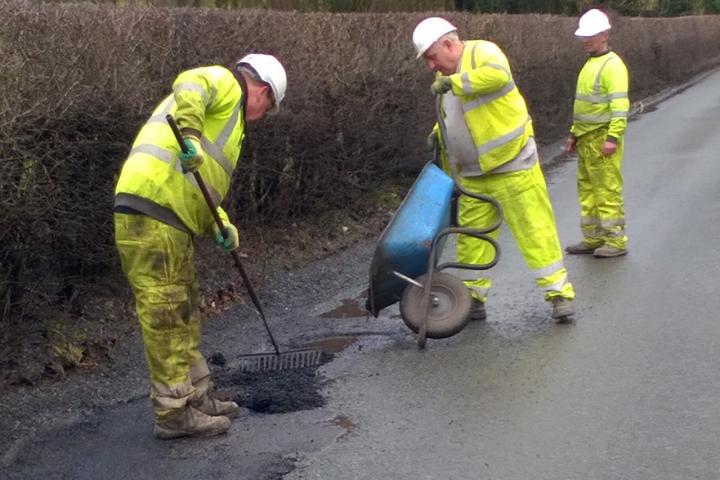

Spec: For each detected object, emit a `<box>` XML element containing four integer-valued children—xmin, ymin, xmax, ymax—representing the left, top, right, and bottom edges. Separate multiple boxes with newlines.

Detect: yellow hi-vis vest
<box><xmin>570</xmin><ymin>51</ymin><xmax>629</xmax><ymax>140</ymax></box>
<box><xmin>114</xmin><ymin>66</ymin><xmax>246</xmax><ymax>235</ymax></box>
<box><xmin>435</xmin><ymin>40</ymin><xmax>534</xmax><ymax>176</ymax></box>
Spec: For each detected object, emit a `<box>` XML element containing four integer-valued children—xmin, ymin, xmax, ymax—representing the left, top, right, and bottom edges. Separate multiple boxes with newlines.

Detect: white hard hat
<box><xmin>413</xmin><ymin>17</ymin><xmax>457</xmax><ymax>59</ymax></box>
<box><xmin>236</xmin><ymin>53</ymin><xmax>287</xmax><ymax>114</ymax></box>
<box><xmin>575</xmin><ymin>9</ymin><xmax>611</xmax><ymax>37</ymax></box>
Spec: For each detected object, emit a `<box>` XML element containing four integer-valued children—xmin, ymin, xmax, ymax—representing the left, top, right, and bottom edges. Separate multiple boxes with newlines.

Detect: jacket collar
<box><xmin>590</xmin><ymin>49</ymin><xmax>612</xmax><ymax>58</ymax></box>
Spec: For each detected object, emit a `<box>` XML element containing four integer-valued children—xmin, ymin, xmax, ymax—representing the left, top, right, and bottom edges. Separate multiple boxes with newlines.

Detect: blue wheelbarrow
<box><xmin>365</xmin><ymin>161</ymin><xmax>503</xmax><ymax>348</ymax></box>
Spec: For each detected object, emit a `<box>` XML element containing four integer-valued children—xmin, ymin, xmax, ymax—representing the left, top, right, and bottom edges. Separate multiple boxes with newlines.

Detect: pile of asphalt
<box><xmin>212</xmin><ymin>353</ymin><xmax>333</xmax><ymax>414</ymax></box>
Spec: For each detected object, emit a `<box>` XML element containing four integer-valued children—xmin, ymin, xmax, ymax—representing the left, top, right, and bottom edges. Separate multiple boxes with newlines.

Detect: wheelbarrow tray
<box><xmin>366</xmin><ymin>162</ymin><xmax>454</xmax><ymax>316</ymax></box>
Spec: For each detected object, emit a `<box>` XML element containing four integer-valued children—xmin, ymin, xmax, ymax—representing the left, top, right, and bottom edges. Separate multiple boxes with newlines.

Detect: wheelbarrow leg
<box><xmin>416</xmin><ymin>270</ymin><xmax>434</xmax><ymax>349</ymax></box>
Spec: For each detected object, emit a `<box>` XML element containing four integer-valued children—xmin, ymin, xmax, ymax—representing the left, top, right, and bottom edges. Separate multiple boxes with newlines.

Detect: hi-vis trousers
<box><xmin>575</xmin><ymin>128</ymin><xmax>628</xmax><ymax>249</ymax></box>
<box><xmin>456</xmin><ymin>162</ymin><xmax>575</xmax><ymax>303</ymax></box>
<box><xmin>115</xmin><ymin>213</ymin><xmax>214</xmax><ymax>421</ymax></box>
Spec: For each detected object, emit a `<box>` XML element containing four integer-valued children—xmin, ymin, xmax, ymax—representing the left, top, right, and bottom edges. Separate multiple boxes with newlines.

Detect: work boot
<box><xmin>189</xmin><ymin>357</ymin><xmax>243</xmax><ymax>420</ymax></box>
<box><xmin>468</xmin><ymin>298</ymin><xmax>487</xmax><ymax>321</ymax></box>
<box><xmin>193</xmin><ymin>393</ymin><xmax>243</xmax><ymax>420</ymax></box>
<box><xmin>565</xmin><ymin>241</ymin><xmax>602</xmax><ymax>254</ymax></box>
<box><xmin>551</xmin><ymin>297</ymin><xmax>575</xmax><ymax>321</ymax></box>
<box><xmin>153</xmin><ymin>406</ymin><xmax>231</xmax><ymax>440</ymax></box>
<box><xmin>593</xmin><ymin>245</ymin><xmax>628</xmax><ymax>258</ymax></box>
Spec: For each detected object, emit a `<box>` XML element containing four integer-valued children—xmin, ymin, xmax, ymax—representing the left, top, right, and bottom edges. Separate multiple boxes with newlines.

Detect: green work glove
<box><xmin>178</xmin><ymin>135</ymin><xmax>205</xmax><ymax>173</ymax></box>
<box><xmin>430</xmin><ymin>76</ymin><xmax>453</xmax><ymax>96</ymax></box>
<box><xmin>426</xmin><ymin>130</ymin><xmax>438</xmax><ymax>151</ymax></box>
<box><xmin>213</xmin><ymin>222</ymin><xmax>240</xmax><ymax>251</ymax></box>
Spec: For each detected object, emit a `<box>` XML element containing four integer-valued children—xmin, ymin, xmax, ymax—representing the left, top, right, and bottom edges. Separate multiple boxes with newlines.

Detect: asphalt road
<box><xmin>285</xmin><ymin>67</ymin><xmax>720</xmax><ymax>479</ymax></box>
<box><xmin>3</xmin><ymin>68</ymin><xmax>720</xmax><ymax>480</ymax></box>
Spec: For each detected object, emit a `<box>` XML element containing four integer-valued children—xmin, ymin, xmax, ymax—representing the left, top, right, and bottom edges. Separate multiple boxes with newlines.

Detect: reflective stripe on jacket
<box><xmin>570</xmin><ymin>51</ymin><xmax>629</xmax><ymax>140</ymax></box>
<box><xmin>436</xmin><ymin>40</ymin><xmax>535</xmax><ymax>176</ymax></box>
<box><xmin>114</xmin><ymin>66</ymin><xmax>246</xmax><ymax>235</ymax></box>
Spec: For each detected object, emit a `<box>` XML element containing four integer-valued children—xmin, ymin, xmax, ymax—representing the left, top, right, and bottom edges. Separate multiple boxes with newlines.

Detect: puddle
<box><xmin>304</xmin><ymin>336</ymin><xmax>357</xmax><ymax>353</ymax></box>
<box><xmin>330</xmin><ymin>415</ymin><xmax>355</xmax><ymax>440</ymax></box>
<box><xmin>320</xmin><ymin>298</ymin><xmax>367</xmax><ymax>319</ymax></box>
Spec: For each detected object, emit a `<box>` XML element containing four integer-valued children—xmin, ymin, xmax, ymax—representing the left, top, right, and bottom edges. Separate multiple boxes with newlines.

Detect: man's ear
<box><xmin>253</xmin><ymin>84</ymin><xmax>267</xmax><ymax>102</ymax></box>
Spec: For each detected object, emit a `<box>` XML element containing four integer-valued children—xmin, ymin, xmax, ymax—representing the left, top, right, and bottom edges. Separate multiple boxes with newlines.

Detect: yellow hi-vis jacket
<box><xmin>570</xmin><ymin>51</ymin><xmax>629</xmax><ymax>141</ymax></box>
<box><xmin>435</xmin><ymin>40</ymin><xmax>534</xmax><ymax>176</ymax></box>
<box><xmin>114</xmin><ymin>66</ymin><xmax>247</xmax><ymax>235</ymax></box>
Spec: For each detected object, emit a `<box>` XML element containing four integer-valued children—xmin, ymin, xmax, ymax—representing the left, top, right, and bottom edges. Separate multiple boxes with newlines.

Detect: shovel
<box><xmin>166</xmin><ymin>114</ymin><xmax>321</xmax><ymax>372</ymax></box>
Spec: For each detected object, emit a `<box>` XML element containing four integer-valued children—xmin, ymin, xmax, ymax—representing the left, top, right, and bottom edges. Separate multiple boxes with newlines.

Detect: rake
<box><xmin>166</xmin><ymin>115</ymin><xmax>322</xmax><ymax>372</ymax></box>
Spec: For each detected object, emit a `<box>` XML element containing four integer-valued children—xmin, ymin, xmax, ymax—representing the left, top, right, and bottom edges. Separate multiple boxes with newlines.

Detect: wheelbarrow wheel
<box><xmin>399</xmin><ymin>272</ymin><xmax>471</xmax><ymax>339</ymax></box>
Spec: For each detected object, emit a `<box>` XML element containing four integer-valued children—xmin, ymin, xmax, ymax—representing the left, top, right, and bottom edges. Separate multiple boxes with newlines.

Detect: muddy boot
<box><xmin>190</xmin><ymin>358</ymin><xmax>243</xmax><ymax>420</ymax></box>
<box><xmin>593</xmin><ymin>245</ymin><xmax>628</xmax><ymax>258</ymax></box>
<box><xmin>154</xmin><ymin>406</ymin><xmax>231</xmax><ymax>440</ymax></box>
<box><xmin>193</xmin><ymin>394</ymin><xmax>243</xmax><ymax>420</ymax></box>
<box><xmin>565</xmin><ymin>241</ymin><xmax>602</xmax><ymax>254</ymax></box>
<box><xmin>551</xmin><ymin>297</ymin><xmax>575</xmax><ymax>321</ymax></box>
<box><xmin>468</xmin><ymin>298</ymin><xmax>487</xmax><ymax>321</ymax></box>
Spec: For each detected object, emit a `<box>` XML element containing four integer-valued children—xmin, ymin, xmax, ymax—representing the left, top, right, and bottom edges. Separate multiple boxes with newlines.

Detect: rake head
<box><xmin>238</xmin><ymin>348</ymin><xmax>323</xmax><ymax>373</ymax></box>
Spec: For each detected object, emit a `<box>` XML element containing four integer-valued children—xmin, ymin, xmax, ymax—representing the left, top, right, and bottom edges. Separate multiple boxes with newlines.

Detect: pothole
<box><xmin>319</xmin><ymin>298</ymin><xmax>367</xmax><ymax>318</ymax></box>
<box><xmin>210</xmin><ymin>332</ymin><xmax>361</xmax><ymax>414</ymax></box>
<box><xmin>214</xmin><ymin>366</ymin><xmax>327</xmax><ymax>414</ymax></box>
<box><xmin>211</xmin><ymin>336</ymin><xmax>356</xmax><ymax>415</ymax></box>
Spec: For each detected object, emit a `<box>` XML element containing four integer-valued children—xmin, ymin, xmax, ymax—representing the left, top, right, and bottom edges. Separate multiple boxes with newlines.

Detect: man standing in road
<box><xmin>564</xmin><ymin>9</ymin><xmax>630</xmax><ymax>258</ymax></box>
<box><xmin>413</xmin><ymin>17</ymin><xmax>576</xmax><ymax>321</ymax></box>
<box><xmin>113</xmin><ymin>54</ymin><xmax>287</xmax><ymax>439</ymax></box>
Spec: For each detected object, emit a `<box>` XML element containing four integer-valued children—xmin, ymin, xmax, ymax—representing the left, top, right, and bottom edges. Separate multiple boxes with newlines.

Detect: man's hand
<box><xmin>602</xmin><ymin>140</ymin><xmax>617</xmax><ymax>157</ymax></box>
<box><xmin>430</xmin><ymin>76</ymin><xmax>453</xmax><ymax>96</ymax></box>
<box><xmin>563</xmin><ymin>136</ymin><xmax>577</xmax><ymax>154</ymax></box>
<box><xmin>213</xmin><ymin>222</ymin><xmax>240</xmax><ymax>251</ymax></box>
<box><xmin>178</xmin><ymin>135</ymin><xmax>205</xmax><ymax>173</ymax></box>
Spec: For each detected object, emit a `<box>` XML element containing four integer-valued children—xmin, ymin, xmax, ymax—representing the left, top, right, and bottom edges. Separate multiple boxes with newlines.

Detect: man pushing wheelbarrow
<box><xmin>366</xmin><ymin>18</ymin><xmax>576</xmax><ymax>346</ymax></box>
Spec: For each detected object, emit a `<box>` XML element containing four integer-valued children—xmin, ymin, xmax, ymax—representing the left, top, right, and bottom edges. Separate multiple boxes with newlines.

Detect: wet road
<box><xmin>3</xmin><ymin>69</ymin><xmax>720</xmax><ymax>479</ymax></box>
<box><xmin>285</xmin><ymin>69</ymin><xmax>720</xmax><ymax>478</ymax></box>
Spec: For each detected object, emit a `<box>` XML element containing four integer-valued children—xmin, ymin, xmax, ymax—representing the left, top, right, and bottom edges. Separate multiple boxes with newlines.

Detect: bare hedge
<box><xmin>1</xmin><ymin>0</ymin><xmax>720</xmax><ymax>319</ymax></box>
